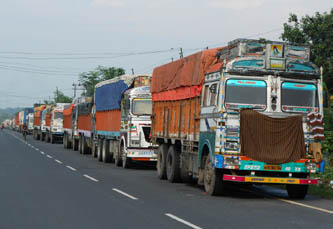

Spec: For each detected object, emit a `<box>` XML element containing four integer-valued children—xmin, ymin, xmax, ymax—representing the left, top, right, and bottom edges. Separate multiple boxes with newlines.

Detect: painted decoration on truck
<box><xmin>232</xmin><ymin>59</ymin><xmax>264</xmax><ymax>68</ymax></box>
<box><xmin>270</xmin><ymin>44</ymin><xmax>283</xmax><ymax>57</ymax></box>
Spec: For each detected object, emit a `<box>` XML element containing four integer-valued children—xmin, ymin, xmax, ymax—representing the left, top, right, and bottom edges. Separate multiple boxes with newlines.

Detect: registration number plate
<box><xmin>264</xmin><ymin>165</ymin><xmax>282</xmax><ymax>170</ymax></box>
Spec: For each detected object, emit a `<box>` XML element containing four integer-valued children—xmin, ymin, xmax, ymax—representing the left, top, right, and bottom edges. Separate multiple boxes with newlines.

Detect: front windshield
<box><xmin>281</xmin><ymin>82</ymin><xmax>318</xmax><ymax>112</ymax></box>
<box><xmin>54</xmin><ymin>112</ymin><xmax>63</xmax><ymax>119</ymax></box>
<box><xmin>132</xmin><ymin>99</ymin><xmax>152</xmax><ymax>115</ymax></box>
<box><xmin>225</xmin><ymin>79</ymin><xmax>267</xmax><ymax>109</ymax></box>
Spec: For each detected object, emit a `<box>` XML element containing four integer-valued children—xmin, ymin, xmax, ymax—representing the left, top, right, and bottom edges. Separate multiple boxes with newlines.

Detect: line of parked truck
<box><xmin>3</xmin><ymin>38</ymin><xmax>328</xmax><ymax>199</ymax></box>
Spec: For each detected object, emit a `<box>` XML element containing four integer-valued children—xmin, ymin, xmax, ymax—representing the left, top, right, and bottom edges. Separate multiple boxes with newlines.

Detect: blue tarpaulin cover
<box><xmin>95</xmin><ymin>80</ymin><xmax>129</xmax><ymax>111</ymax></box>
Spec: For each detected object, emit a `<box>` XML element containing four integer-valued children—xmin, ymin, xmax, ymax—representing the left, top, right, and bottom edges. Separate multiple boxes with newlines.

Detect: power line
<box><xmin>0</xmin><ymin>48</ymin><xmax>176</xmax><ymax>60</ymax></box>
<box><xmin>0</xmin><ymin>65</ymin><xmax>78</xmax><ymax>77</ymax></box>
<box><xmin>0</xmin><ymin>61</ymin><xmax>86</xmax><ymax>71</ymax></box>
<box><xmin>0</xmin><ymin>63</ymin><xmax>78</xmax><ymax>74</ymax></box>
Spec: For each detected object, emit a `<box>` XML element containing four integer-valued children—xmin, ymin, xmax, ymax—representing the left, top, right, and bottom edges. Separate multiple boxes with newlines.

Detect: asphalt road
<box><xmin>1</xmin><ymin>129</ymin><xmax>333</xmax><ymax>229</ymax></box>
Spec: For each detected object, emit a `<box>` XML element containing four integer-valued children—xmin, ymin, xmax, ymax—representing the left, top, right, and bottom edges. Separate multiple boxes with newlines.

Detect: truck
<box><xmin>48</xmin><ymin>103</ymin><xmax>70</xmax><ymax>144</ymax></box>
<box><xmin>18</xmin><ymin>108</ymin><xmax>34</xmax><ymax>132</ymax></box>
<box><xmin>151</xmin><ymin>39</ymin><xmax>325</xmax><ymax>199</ymax></box>
<box><xmin>41</xmin><ymin>106</ymin><xmax>52</xmax><ymax>142</ymax></box>
<box><xmin>77</xmin><ymin>98</ymin><xmax>94</xmax><ymax>155</ymax></box>
<box><xmin>33</xmin><ymin>105</ymin><xmax>46</xmax><ymax>140</ymax></box>
<box><xmin>63</xmin><ymin>104</ymin><xmax>74</xmax><ymax>149</ymax></box>
<box><xmin>93</xmin><ymin>75</ymin><xmax>155</xmax><ymax>168</ymax></box>
<box><xmin>68</xmin><ymin>97</ymin><xmax>92</xmax><ymax>152</ymax></box>
<box><xmin>27</xmin><ymin>113</ymin><xmax>34</xmax><ymax>134</ymax></box>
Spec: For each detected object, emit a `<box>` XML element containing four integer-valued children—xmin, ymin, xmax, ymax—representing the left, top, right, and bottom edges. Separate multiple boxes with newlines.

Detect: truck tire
<box><xmin>286</xmin><ymin>184</ymin><xmax>308</xmax><ymax>199</ymax></box>
<box><xmin>97</xmin><ymin>138</ymin><xmax>103</xmax><ymax>162</ymax></box>
<box><xmin>78</xmin><ymin>135</ymin><xmax>83</xmax><ymax>154</ymax></box>
<box><xmin>72</xmin><ymin>137</ymin><xmax>79</xmax><ymax>151</ymax></box>
<box><xmin>64</xmin><ymin>133</ymin><xmax>68</xmax><ymax>149</ymax></box>
<box><xmin>166</xmin><ymin>145</ymin><xmax>181</xmax><ymax>183</ymax></box>
<box><xmin>114</xmin><ymin>141</ymin><xmax>122</xmax><ymax>167</ymax></box>
<box><xmin>157</xmin><ymin>144</ymin><xmax>168</xmax><ymax>180</ymax></box>
<box><xmin>66</xmin><ymin>134</ymin><xmax>72</xmax><ymax>149</ymax></box>
<box><xmin>203</xmin><ymin>155</ymin><xmax>224</xmax><ymax>196</ymax></box>
<box><xmin>50</xmin><ymin>134</ymin><xmax>55</xmax><ymax>144</ymax></box>
<box><xmin>82</xmin><ymin>137</ymin><xmax>89</xmax><ymax>155</ymax></box>
<box><xmin>121</xmin><ymin>144</ymin><xmax>131</xmax><ymax>169</ymax></box>
<box><xmin>92</xmin><ymin>142</ymin><xmax>97</xmax><ymax>158</ymax></box>
<box><xmin>102</xmin><ymin>139</ymin><xmax>112</xmax><ymax>163</ymax></box>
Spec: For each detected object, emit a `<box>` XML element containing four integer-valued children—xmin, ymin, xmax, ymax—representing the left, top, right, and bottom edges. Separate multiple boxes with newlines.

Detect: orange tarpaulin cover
<box><xmin>151</xmin><ymin>48</ymin><xmax>219</xmax><ymax>101</ymax></box>
<box><xmin>78</xmin><ymin>114</ymin><xmax>92</xmax><ymax>131</ymax></box>
<box><xmin>63</xmin><ymin>104</ymin><xmax>74</xmax><ymax>116</ymax></box>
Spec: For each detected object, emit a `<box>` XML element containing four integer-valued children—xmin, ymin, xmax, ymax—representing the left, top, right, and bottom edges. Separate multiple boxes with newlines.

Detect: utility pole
<box><xmin>179</xmin><ymin>48</ymin><xmax>183</xmax><ymax>59</ymax></box>
<box><xmin>55</xmin><ymin>86</ymin><xmax>59</xmax><ymax>103</ymax></box>
<box><xmin>72</xmin><ymin>83</ymin><xmax>80</xmax><ymax>98</ymax></box>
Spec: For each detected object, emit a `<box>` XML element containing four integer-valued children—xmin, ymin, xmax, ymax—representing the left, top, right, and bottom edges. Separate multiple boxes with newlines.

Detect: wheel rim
<box><xmin>121</xmin><ymin>146</ymin><xmax>126</xmax><ymax>162</ymax></box>
<box><xmin>204</xmin><ymin>157</ymin><xmax>214</xmax><ymax>188</ymax></box>
<box><xmin>157</xmin><ymin>152</ymin><xmax>162</xmax><ymax>172</ymax></box>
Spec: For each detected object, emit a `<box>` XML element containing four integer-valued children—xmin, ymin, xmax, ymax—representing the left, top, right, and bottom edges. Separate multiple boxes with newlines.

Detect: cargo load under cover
<box><xmin>240</xmin><ymin>109</ymin><xmax>306</xmax><ymax>164</ymax></box>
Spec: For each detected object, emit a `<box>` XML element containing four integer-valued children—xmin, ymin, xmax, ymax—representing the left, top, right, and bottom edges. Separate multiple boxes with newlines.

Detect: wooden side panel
<box><xmin>152</xmin><ymin>97</ymin><xmax>200</xmax><ymax>141</ymax></box>
<box><xmin>96</xmin><ymin>110</ymin><xmax>121</xmax><ymax>132</ymax></box>
<box><xmin>46</xmin><ymin>114</ymin><xmax>51</xmax><ymax>127</ymax></box>
<box><xmin>78</xmin><ymin>114</ymin><xmax>92</xmax><ymax>131</ymax></box>
<box><xmin>63</xmin><ymin>113</ymin><xmax>72</xmax><ymax>129</ymax></box>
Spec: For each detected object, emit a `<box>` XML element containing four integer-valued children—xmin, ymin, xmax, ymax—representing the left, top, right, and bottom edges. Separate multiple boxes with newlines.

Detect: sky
<box><xmin>0</xmin><ymin>0</ymin><xmax>332</xmax><ymax>108</ymax></box>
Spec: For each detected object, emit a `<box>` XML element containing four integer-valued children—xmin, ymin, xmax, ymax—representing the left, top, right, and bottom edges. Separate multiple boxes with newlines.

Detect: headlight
<box><xmin>224</xmin><ymin>157</ymin><xmax>240</xmax><ymax>166</ymax></box>
<box><xmin>131</xmin><ymin>140</ymin><xmax>140</xmax><ymax>146</ymax></box>
<box><xmin>306</xmin><ymin>162</ymin><xmax>317</xmax><ymax>173</ymax></box>
<box><xmin>225</xmin><ymin>141</ymin><xmax>239</xmax><ymax>151</ymax></box>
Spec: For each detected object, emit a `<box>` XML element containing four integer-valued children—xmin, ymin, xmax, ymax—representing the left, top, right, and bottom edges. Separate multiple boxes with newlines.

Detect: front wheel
<box><xmin>121</xmin><ymin>144</ymin><xmax>131</xmax><ymax>169</ymax></box>
<box><xmin>114</xmin><ymin>141</ymin><xmax>122</xmax><ymax>166</ymax></box>
<box><xmin>204</xmin><ymin>155</ymin><xmax>224</xmax><ymax>196</ymax></box>
<box><xmin>286</xmin><ymin>184</ymin><xmax>308</xmax><ymax>199</ymax></box>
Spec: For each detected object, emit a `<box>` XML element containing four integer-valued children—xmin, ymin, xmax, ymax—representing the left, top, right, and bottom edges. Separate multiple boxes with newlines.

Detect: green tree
<box><xmin>54</xmin><ymin>90</ymin><xmax>72</xmax><ymax>103</ymax></box>
<box><xmin>79</xmin><ymin>66</ymin><xmax>125</xmax><ymax>96</ymax></box>
<box><xmin>281</xmin><ymin>9</ymin><xmax>333</xmax><ymax>91</ymax></box>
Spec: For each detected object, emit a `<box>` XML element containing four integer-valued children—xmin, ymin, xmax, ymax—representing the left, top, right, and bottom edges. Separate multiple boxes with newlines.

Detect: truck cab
<box><xmin>120</xmin><ymin>86</ymin><xmax>155</xmax><ymax>167</ymax></box>
<box><xmin>27</xmin><ymin>113</ymin><xmax>34</xmax><ymax>134</ymax></box>
<box><xmin>49</xmin><ymin>103</ymin><xmax>70</xmax><ymax>143</ymax></box>
<box><xmin>199</xmin><ymin>39</ymin><xmax>323</xmax><ymax>198</ymax></box>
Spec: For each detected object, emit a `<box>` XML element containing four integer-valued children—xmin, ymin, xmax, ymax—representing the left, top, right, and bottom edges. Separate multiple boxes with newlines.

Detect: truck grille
<box><xmin>142</xmin><ymin>126</ymin><xmax>151</xmax><ymax>142</ymax></box>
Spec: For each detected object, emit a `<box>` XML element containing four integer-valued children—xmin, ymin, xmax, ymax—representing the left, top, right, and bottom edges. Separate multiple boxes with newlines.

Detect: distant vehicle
<box><xmin>33</xmin><ymin>105</ymin><xmax>46</xmax><ymax>140</ymax></box>
<box><xmin>27</xmin><ymin>113</ymin><xmax>34</xmax><ymax>134</ymax></box>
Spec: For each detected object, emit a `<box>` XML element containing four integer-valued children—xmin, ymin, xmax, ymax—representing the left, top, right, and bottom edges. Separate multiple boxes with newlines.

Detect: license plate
<box><xmin>264</xmin><ymin>165</ymin><xmax>282</xmax><ymax>170</ymax></box>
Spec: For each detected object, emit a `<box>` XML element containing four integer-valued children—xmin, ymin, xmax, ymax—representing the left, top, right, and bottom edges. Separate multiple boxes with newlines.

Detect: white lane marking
<box><xmin>40</xmin><ymin>151</ymin><xmax>45</xmax><ymax>155</ymax></box>
<box><xmin>165</xmin><ymin>213</ymin><xmax>202</xmax><ymax>229</ymax></box>
<box><xmin>112</xmin><ymin>188</ymin><xmax>138</xmax><ymax>200</ymax></box>
<box><xmin>55</xmin><ymin>159</ymin><xmax>63</xmax><ymax>164</ymax></box>
<box><xmin>66</xmin><ymin>166</ymin><xmax>77</xmax><ymax>171</ymax></box>
<box><xmin>278</xmin><ymin>198</ymin><xmax>333</xmax><ymax>214</ymax></box>
<box><xmin>83</xmin><ymin>174</ymin><xmax>99</xmax><ymax>182</ymax></box>
<box><xmin>46</xmin><ymin>155</ymin><xmax>52</xmax><ymax>159</ymax></box>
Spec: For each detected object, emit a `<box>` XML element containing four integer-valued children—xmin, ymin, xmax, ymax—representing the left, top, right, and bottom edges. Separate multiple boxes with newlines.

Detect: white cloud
<box><xmin>92</xmin><ymin>0</ymin><xmax>125</xmax><ymax>7</ymax></box>
<box><xmin>207</xmin><ymin>0</ymin><xmax>266</xmax><ymax>10</ymax></box>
